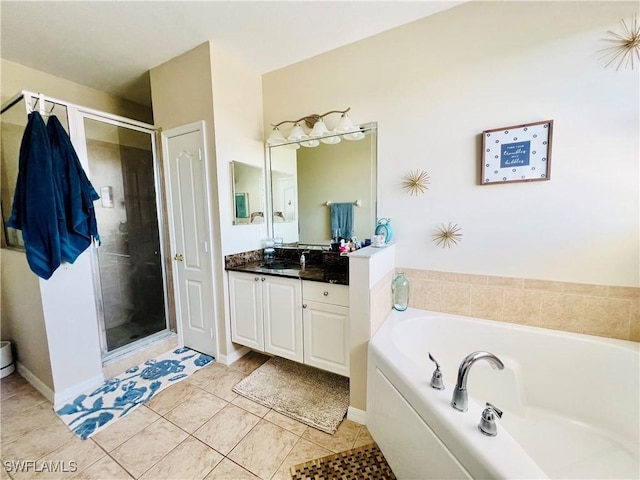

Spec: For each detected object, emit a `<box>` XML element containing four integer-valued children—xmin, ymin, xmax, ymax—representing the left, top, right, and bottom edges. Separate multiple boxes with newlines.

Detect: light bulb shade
<box><xmin>287</xmin><ymin>123</ymin><xmax>306</xmax><ymax>141</ymax></box>
<box><xmin>343</xmin><ymin>129</ymin><xmax>365</xmax><ymax>141</ymax></box>
<box><xmin>267</xmin><ymin>127</ymin><xmax>285</xmax><ymax>145</ymax></box>
<box><xmin>321</xmin><ymin>135</ymin><xmax>341</xmax><ymax>144</ymax></box>
<box><xmin>300</xmin><ymin>139</ymin><xmax>320</xmax><ymax>147</ymax></box>
<box><xmin>309</xmin><ymin>119</ymin><xmax>330</xmax><ymax>138</ymax></box>
<box><xmin>334</xmin><ymin>113</ymin><xmax>356</xmax><ymax>134</ymax></box>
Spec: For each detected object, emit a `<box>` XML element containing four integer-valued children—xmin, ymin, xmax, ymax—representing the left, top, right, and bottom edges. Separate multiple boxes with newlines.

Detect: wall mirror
<box><xmin>267</xmin><ymin>123</ymin><xmax>377</xmax><ymax>246</ymax></box>
<box><xmin>231</xmin><ymin>160</ymin><xmax>265</xmax><ymax>225</ymax></box>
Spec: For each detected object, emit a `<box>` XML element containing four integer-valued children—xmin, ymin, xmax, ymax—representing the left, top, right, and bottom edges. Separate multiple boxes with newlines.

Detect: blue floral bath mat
<box><xmin>56</xmin><ymin>347</ymin><xmax>213</xmax><ymax>440</ymax></box>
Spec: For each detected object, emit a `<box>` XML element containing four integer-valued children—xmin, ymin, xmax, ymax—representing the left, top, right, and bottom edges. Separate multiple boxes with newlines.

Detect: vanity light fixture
<box><xmin>266</xmin><ymin>107</ymin><xmax>364</xmax><ymax>147</ymax></box>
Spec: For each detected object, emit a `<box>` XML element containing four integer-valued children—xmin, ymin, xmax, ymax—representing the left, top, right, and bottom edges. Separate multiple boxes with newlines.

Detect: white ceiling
<box><xmin>0</xmin><ymin>1</ymin><xmax>463</xmax><ymax>106</ymax></box>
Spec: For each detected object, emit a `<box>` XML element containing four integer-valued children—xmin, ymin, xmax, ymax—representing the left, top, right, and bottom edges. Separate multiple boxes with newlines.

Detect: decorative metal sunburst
<box><xmin>401</xmin><ymin>170</ymin><xmax>430</xmax><ymax>196</ymax></box>
<box><xmin>600</xmin><ymin>15</ymin><xmax>640</xmax><ymax>70</ymax></box>
<box><xmin>433</xmin><ymin>222</ymin><xmax>463</xmax><ymax>248</ymax></box>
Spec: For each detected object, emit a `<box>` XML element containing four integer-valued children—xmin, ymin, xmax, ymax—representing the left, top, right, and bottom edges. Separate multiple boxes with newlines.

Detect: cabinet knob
<box><xmin>254</xmin><ymin>277</ymin><xmax>259</xmax><ymax>281</ymax></box>
<box><xmin>261</xmin><ymin>277</ymin><xmax>266</xmax><ymax>281</ymax></box>
<box><xmin>303</xmin><ymin>304</ymin><xmax>307</xmax><ymax>309</ymax></box>
<box><xmin>323</xmin><ymin>291</ymin><xmax>329</xmax><ymax>296</ymax></box>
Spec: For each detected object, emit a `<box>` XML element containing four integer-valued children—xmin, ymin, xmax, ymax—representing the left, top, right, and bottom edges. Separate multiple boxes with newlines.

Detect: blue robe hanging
<box><xmin>47</xmin><ymin>115</ymin><xmax>100</xmax><ymax>263</ymax></box>
<box><xmin>7</xmin><ymin>112</ymin><xmax>100</xmax><ymax>279</ymax></box>
<box><xmin>7</xmin><ymin>112</ymin><xmax>62</xmax><ymax>279</ymax></box>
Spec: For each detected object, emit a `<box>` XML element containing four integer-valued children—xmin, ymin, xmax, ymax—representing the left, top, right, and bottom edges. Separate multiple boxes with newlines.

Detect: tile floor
<box><xmin>0</xmin><ymin>352</ymin><xmax>373</xmax><ymax>480</ymax></box>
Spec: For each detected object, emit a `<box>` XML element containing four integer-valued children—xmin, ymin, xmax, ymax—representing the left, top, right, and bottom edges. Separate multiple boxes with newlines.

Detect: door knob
<box><xmin>174</xmin><ymin>253</ymin><xmax>184</xmax><ymax>261</ymax></box>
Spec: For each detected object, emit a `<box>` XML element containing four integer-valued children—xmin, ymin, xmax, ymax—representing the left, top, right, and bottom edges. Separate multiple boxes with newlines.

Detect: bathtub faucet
<box><xmin>451</xmin><ymin>351</ymin><xmax>504</xmax><ymax>412</ymax></box>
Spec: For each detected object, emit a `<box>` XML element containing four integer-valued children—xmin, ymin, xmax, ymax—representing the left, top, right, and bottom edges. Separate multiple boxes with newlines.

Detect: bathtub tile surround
<box><xmin>370</xmin><ymin>269</ymin><xmax>394</xmax><ymax>336</ymax></box>
<box><xmin>400</xmin><ymin>268</ymin><xmax>640</xmax><ymax>341</ymax></box>
<box><xmin>56</xmin><ymin>347</ymin><xmax>213</xmax><ymax>439</ymax></box>
<box><xmin>1</xmin><ymin>360</ymin><xmax>373</xmax><ymax>480</ymax></box>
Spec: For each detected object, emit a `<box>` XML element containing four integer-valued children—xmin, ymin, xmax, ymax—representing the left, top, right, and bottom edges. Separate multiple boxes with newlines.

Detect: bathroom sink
<box><xmin>259</xmin><ymin>261</ymin><xmax>300</xmax><ymax>270</ymax></box>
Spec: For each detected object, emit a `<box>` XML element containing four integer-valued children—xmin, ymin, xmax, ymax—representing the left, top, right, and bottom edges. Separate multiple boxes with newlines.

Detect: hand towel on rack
<box><xmin>47</xmin><ymin>115</ymin><xmax>100</xmax><ymax>263</ymax></box>
<box><xmin>7</xmin><ymin>112</ymin><xmax>62</xmax><ymax>279</ymax></box>
<box><xmin>330</xmin><ymin>202</ymin><xmax>354</xmax><ymax>239</ymax></box>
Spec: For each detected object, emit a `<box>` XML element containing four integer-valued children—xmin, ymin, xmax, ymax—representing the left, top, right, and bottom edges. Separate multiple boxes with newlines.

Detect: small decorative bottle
<box><xmin>392</xmin><ymin>271</ymin><xmax>409</xmax><ymax>311</ymax></box>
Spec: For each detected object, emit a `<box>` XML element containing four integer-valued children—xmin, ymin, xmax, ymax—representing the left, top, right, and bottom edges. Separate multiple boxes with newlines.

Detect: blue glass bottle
<box><xmin>392</xmin><ymin>272</ymin><xmax>409</xmax><ymax>311</ymax></box>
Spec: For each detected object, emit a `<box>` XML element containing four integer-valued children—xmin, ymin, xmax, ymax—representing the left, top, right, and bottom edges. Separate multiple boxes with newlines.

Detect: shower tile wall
<box><xmin>100</xmin><ymin>254</ymin><xmax>133</xmax><ymax>329</ymax></box>
<box><xmin>87</xmin><ymin>139</ymin><xmax>132</xmax><ymax>329</ymax></box>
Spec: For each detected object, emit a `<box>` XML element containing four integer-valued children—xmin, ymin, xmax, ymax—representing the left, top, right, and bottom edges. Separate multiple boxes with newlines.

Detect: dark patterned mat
<box><xmin>291</xmin><ymin>442</ymin><xmax>396</xmax><ymax>480</ymax></box>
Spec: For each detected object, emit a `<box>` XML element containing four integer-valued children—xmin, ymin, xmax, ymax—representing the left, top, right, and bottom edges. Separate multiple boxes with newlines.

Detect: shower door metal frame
<box><xmin>19</xmin><ymin>90</ymin><xmax>173</xmax><ymax>361</ymax></box>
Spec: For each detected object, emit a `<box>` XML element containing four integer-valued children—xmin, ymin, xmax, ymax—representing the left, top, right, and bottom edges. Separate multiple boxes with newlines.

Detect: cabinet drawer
<box><xmin>303</xmin><ymin>281</ymin><xmax>349</xmax><ymax>307</ymax></box>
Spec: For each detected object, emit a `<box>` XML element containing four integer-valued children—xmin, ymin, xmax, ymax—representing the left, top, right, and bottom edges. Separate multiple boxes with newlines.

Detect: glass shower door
<box><xmin>83</xmin><ymin>116</ymin><xmax>168</xmax><ymax>353</ymax></box>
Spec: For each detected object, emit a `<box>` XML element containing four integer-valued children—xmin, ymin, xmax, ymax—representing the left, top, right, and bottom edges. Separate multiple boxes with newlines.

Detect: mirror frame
<box><xmin>265</xmin><ymin>122</ymin><xmax>377</xmax><ymax>247</ymax></box>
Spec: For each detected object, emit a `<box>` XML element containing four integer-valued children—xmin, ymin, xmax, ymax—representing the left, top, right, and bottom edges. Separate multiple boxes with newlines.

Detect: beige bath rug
<box><xmin>232</xmin><ymin>356</ymin><xmax>349</xmax><ymax>434</ymax></box>
<box><xmin>291</xmin><ymin>442</ymin><xmax>396</xmax><ymax>480</ymax></box>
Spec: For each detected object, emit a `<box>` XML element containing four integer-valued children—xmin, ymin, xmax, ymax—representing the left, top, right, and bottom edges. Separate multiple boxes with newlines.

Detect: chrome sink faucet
<box><xmin>451</xmin><ymin>351</ymin><xmax>504</xmax><ymax>412</ymax></box>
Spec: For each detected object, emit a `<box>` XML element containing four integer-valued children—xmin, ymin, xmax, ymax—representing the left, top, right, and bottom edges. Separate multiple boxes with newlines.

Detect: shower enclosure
<box><xmin>1</xmin><ymin>91</ymin><xmax>171</xmax><ymax>358</ymax></box>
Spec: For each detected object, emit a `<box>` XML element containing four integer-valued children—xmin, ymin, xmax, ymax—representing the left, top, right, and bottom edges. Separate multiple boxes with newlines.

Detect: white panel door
<box><xmin>263</xmin><ymin>276</ymin><xmax>303</xmax><ymax>362</ymax></box>
<box><xmin>303</xmin><ymin>300</ymin><xmax>349</xmax><ymax>376</ymax></box>
<box><xmin>163</xmin><ymin>122</ymin><xmax>216</xmax><ymax>357</ymax></box>
<box><xmin>228</xmin><ymin>271</ymin><xmax>264</xmax><ymax>350</ymax></box>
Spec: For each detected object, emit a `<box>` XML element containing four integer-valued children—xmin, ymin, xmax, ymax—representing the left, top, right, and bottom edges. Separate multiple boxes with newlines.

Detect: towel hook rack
<box><xmin>325</xmin><ymin>200</ymin><xmax>361</xmax><ymax>207</ymax></box>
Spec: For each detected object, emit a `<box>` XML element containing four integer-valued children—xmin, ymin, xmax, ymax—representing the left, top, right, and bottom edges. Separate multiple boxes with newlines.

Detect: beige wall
<box><xmin>1</xmin><ymin>59</ymin><xmax>152</xmax><ymax>123</ymax></box>
<box><xmin>210</xmin><ymin>43</ymin><xmax>267</xmax><ymax>254</ymax></box>
<box><xmin>263</xmin><ymin>1</ymin><xmax>639</xmax><ymax>290</ymax></box>
<box><xmin>150</xmin><ymin>42</ymin><xmax>225</xmax><ymax>357</ymax></box>
<box><xmin>150</xmin><ymin>42</ymin><xmax>266</xmax><ymax>362</ymax></box>
<box><xmin>210</xmin><ymin>43</ymin><xmax>266</xmax><ymax>362</ymax></box>
<box><xmin>0</xmin><ymin>250</ymin><xmax>53</xmax><ymax>390</ymax></box>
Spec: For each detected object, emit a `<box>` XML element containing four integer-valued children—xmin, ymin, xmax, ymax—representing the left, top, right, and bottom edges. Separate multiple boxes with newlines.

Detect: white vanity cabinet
<box><xmin>228</xmin><ymin>271</ymin><xmax>303</xmax><ymax>363</ymax></box>
<box><xmin>302</xmin><ymin>281</ymin><xmax>350</xmax><ymax>376</ymax></box>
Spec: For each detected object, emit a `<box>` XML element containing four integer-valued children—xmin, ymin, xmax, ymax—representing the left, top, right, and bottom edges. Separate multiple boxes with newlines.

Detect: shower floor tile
<box><xmin>106</xmin><ymin>317</ymin><xmax>166</xmax><ymax>351</ymax></box>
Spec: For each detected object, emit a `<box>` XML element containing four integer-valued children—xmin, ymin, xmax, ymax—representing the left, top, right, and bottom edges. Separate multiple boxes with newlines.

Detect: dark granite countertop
<box><xmin>225</xmin><ymin>258</ymin><xmax>349</xmax><ymax>285</ymax></box>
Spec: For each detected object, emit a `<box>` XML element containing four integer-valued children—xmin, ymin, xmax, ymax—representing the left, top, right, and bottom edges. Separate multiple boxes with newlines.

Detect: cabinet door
<box><xmin>263</xmin><ymin>276</ymin><xmax>303</xmax><ymax>363</ymax></box>
<box><xmin>229</xmin><ymin>271</ymin><xmax>264</xmax><ymax>350</ymax></box>
<box><xmin>303</xmin><ymin>300</ymin><xmax>350</xmax><ymax>376</ymax></box>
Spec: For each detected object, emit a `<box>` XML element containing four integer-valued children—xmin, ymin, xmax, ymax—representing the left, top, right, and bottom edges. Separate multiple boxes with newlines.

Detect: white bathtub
<box><xmin>366</xmin><ymin>308</ymin><xmax>639</xmax><ymax>479</ymax></box>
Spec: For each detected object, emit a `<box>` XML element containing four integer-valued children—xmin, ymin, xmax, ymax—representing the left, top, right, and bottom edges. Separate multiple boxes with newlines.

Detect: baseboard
<box><xmin>217</xmin><ymin>345</ymin><xmax>250</xmax><ymax>366</ymax></box>
<box><xmin>347</xmin><ymin>406</ymin><xmax>366</xmax><ymax>425</ymax></box>
<box><xmin>16</xmin><ymin>361</ymin><xmax>54</xmax><ymax>404</ymax></box>
<box><xmin>52</xmin><ymin>373</ymin><xmax>105</xmax><ymax>409</ymax></box>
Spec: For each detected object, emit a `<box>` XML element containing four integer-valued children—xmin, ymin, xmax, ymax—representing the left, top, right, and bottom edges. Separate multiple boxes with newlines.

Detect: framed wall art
<box><xmin>234</xmin><ymin>193</ymin><xmax>249</xmax><ymax>219</ymax></box>
<box><xmin>481</xmin><ymin>120</ymin><xmax>553</xmax><ymax>185</ymax></box>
